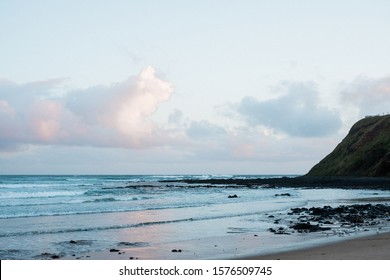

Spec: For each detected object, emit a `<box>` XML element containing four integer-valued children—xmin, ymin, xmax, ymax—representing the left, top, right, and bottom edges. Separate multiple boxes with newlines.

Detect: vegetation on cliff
<box><xmin>307</xmin><ymin>115</ymin><xmax>390</xmax><ymax>177</ymax></box>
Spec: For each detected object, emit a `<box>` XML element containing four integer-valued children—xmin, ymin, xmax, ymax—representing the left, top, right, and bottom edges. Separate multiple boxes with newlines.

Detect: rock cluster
<box><xmin>268</xmin><ymin>204</ymin><xmax>390</xmax><ymax>235</ymax></box>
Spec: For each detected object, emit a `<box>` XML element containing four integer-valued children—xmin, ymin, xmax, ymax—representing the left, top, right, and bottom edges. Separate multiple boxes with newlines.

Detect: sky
<box><xmin>1</xmin><ymin>0</ymin><xmax>390</xmax><ymax>175</ymax></box>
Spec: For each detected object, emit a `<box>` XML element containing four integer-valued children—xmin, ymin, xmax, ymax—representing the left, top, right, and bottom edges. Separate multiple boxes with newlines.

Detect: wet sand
<box><xmin>241</xmin><ymin>231</ymin><xmax>390</xmax><ymax>260</ymax></box>
<box><xmin>62</xmin><ymin>231</ymin><xmax>390</xmax><ymax>260</ymax></box>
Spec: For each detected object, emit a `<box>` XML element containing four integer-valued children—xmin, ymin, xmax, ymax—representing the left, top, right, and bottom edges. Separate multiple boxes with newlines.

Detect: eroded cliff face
<box><xmin>307</xmin><ymin>115</ymin><xmax>390</xmax><ymax>177</ymax></box>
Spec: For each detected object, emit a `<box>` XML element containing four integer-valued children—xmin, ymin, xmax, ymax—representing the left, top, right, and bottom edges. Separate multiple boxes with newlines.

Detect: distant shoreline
<box><xmin>167</xmin><ymin>176</ymin><xmax>390</xmax><ymax>190</ymax></box>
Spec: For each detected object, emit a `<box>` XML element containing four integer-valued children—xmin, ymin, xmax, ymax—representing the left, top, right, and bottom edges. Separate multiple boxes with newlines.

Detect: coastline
<box><xmin>239</xmin><ymin>231</ymin><xmax>390</xmax><ymax>260</ymax></box>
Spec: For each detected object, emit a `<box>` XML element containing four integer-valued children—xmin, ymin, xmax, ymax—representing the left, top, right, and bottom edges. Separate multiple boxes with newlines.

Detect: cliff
<box><xmin>307</xmin><ymin>114</ymin><xmax>390</xmax><ymax>177</ymax></box>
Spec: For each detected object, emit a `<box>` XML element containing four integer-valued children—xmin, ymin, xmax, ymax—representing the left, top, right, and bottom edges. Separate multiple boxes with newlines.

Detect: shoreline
<box><xmin>239</xmin><ymin>231</ymin><xmax>390</xmax><ymax>260</ymax></box>
<box><xmin>62</xmin><ymin>230</ymin><xmax>390</xmax><ymax>260</ymax></box>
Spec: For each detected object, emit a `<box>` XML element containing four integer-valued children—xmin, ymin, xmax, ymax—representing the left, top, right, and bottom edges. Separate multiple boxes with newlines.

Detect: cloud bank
<box><xmin>236</xmin><ymin>81</ymin><xmax>342</xmax><ymax>137</ymax></box>
<box><xmin>0</xmin><ymin>67</ymin><xmax>173</xmax><ymax>151</ymax></box>
<box><xmin>2</xmin><ymin>69</ymin><xmax>389</xmax><ymax>174</ymax></box>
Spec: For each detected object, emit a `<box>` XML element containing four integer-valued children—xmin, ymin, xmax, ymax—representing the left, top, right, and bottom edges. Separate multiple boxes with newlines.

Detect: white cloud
<box><xmin>0</xmin><ymin>67</ymin><xmax>174</xmax><ymax>151</ymax></box>
<box><xmin>236</xmin><ymin>81</ymin><xmax>342</xmax><ymax>137</ymax></box>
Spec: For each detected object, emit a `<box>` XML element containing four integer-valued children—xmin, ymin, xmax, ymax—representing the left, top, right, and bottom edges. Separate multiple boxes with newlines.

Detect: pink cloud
<box><xmin>0</xmin><ymin>67</ymin><xmax>174</xmax><ymax>151</ymax></box>
<box><xmin>0</xmin><ymin>100</ymin><xmax>15</xmax><ymax>114</ymax></box>
<box><xmin>28</xmin><ymin>100</ymin><xmax>63</xmax><ymax>142</ymax></box>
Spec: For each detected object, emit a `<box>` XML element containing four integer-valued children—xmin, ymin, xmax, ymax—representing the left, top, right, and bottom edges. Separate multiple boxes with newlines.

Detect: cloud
<box><xmin>168</xmin><ymin>109</ymin><xmax>185</xmax><ymax>124</ymax></box>
<box><xmin>341</xmin><ymin>76</ymin><xmax>390</xmax><ymax>116</ymax></box>
<box><xmin>0</xmin><ymin>74</ymin><xmax>341</xmax><ymax>174</ymax></box>
<box><xmin>0</xmin><ymin>67</ymin><xmax>173</xmax><ymax>151</ymax></box>
<box><xmin>186</xmin><ymin>120</ymin><xmax>227</xmax><ymax>139</ymax></box>
<box><xmin>236</xmin><ymin>81</ymin><xmax>342</xmax><ymax>137</ymax></box>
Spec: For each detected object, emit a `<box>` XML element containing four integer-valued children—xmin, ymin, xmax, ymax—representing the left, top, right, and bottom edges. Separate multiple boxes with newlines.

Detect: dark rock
<box><xmin>171</xmin><ymin>249</ymin><xmax>182</xmax><ymax>253</ymax></box>
<box><xmin>346</xmin><ymin>214</ymin><xmax>364</xmax><ymax>224</ymax></box>
<box><xmin>228</xmin><ymin>194</ymin><xmax>238</xmax><ymax>198</ymax></box>
<box><xmin>37</xmin><ymin>252</ymin><xmax>62</xmax><ymax>260</ymax></box>
<box><xmin>310</xmin><ymin>207</ymin><xmax>331</xmax><ymax>217</ymax></box>
<box><xmin>290</xmin><ymin>208</ymin><xmax>308</xmax><ymax>214</ymax></box>
<box><xmin>275</xmin><ymin>193</ymin><xmax>291</xmax><ymax>197</ymax></box>
<box><xmin>291</xmin><ymin>222</ymin><xmax>331</xmax><ymax>232</ymax></box>
<box><xmin>117</xmin><ymin>242</ymin><xmax>148</xmax><ymax>247</ymax></box>
<box><xmin>66</xmin><ymin>240</ymin><xmax>93</xmax><ymax>246</ymax></box>
<box><xmin>109</xmin><ymin>249</ymin><xmax>120</xmax><ymax>252</ymax></box>
<box><xmin>268</xmin><ymin>226</ymin><xmax>291</xmax><ymax>235</ymax></box>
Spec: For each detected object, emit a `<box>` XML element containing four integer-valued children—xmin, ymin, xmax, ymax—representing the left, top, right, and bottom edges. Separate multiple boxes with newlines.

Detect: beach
<box><xmin>61</xmin><ymin>201</ymin><xmax>390</xmax><ymax>260</ymax></box>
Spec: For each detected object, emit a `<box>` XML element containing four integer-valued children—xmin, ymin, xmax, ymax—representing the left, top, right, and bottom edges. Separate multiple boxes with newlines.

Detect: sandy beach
<box><xmin>241</xmin><ymin>231</ymin><xmax>390</xmax><ymax>260</ymax></box>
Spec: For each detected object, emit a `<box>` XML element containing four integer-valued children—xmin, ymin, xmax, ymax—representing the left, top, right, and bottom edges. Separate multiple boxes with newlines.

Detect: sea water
<box><xmin>1</xmin><ymin>175</ymin><xmax>389</xmax><ymax>259</ymax></box>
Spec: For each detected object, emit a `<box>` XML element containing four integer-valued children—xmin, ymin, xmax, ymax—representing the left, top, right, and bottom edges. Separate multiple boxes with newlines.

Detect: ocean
<box><xmin>1</xmin><ymin>175</ymin><xmax>389</xmax><ymax>260</ymax></box>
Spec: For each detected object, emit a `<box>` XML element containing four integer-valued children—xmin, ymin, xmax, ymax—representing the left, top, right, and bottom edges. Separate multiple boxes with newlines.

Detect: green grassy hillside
<box><xmin>307</xmin><ymin>115</ymin><xmax>390</xmax><ymax>177</ymax></box>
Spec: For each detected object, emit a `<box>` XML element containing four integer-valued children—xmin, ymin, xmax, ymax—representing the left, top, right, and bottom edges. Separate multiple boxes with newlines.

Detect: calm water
<box><xmin>1</xmin><ymin>175</ymin><xmax>389</xmax><ymax>259</ymax></box>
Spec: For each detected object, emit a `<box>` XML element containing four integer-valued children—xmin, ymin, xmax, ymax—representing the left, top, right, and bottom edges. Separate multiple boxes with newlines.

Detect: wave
<box><xmin>0</xmin><ymin>195</ymin><xmax>153</xmax><ymax>207</ymax></box>
<box><xmin>82</xmin><ymin>197</ymin><xmax>117</xmax><ymax>203</ymax></box>
<box><xmin>0</xmin><ymin>200</ymin><xmax>84</xmax><ymax>207</ymax></box>
<box><xmin>0</xmin><ymin>190</ymin><xmax>86</xmax><ymax>199</ymax></box>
